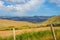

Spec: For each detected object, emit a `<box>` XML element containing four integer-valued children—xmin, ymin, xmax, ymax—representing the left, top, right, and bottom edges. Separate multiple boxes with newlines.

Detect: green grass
<box><xmin>0</xmin><ymin>30</ymin><xmax>60</xmax><ymax>40</ymax></box>
<box><xmin>16</xmin><ymin>30</ymin><xmax>52</xmax><ymax>40</ymax></box>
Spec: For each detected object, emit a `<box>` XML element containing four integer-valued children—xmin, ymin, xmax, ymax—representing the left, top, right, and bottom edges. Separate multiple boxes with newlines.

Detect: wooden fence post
<box><xmin>13</xmin><ymin>28</ymin><xmax>16</xmax><ymax>40</ymax></box>
<box><xmin>50</xmin><ymin>24</ymin><xmax>57</xmax><ymax>40</ymax></box>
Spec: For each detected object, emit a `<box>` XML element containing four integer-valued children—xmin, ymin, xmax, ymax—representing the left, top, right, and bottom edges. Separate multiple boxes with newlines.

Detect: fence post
<box><xmin>13</xmin><ymin>28</ymin><xmax>16</xmax><ymax>40</ymax></box>
<box><xmin>50</xmin><ymin>24</ymin><xmax>57</xmax><ymax>40</ymax></box>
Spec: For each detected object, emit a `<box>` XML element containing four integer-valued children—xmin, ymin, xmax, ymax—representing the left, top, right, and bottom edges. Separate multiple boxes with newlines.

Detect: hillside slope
<box><xmin>40</xmin><ymin>16</ymin><xmax>60</xmax><ymax>26</ymax></box>
<box><xmin>0</xmin><ymin>19</ymin><xmax>36</xmax><ymax>30</ymax></box>
<box><xmin>0</xmin><ymin>16</ymin><xmax>60</xmax><ymax>30</ymax></box>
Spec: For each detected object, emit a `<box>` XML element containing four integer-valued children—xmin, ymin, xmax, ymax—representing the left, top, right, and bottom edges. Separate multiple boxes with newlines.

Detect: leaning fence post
<box><xmin>50</xmin><ymin>24</ymin><xmax>57</xmax><ymax>40</ymax></box>
<box><xmin>13</xmin><ymin>28</ymin><xmax>16</xmax><ymax>40</ymax></box>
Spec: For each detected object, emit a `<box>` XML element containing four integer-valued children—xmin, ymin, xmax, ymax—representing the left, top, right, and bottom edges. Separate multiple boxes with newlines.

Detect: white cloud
<box><xmin>49</xmin><ymin>0</ymin><xmax>60</xmax><ymax>7</ymax></box>
<box><xmin>0</xmin><ymin>1</ymin><xmax>4</xmax><ymax>7</ymax></box>
<box><xmin>0</xmin><ymin>0</ymin><xmax>30</xmax><ymax>5</ymax></box>
<box><xmin>0</xmin><ymin>0</ymin><xmax>45</xmax><ymax>16</ymax></box>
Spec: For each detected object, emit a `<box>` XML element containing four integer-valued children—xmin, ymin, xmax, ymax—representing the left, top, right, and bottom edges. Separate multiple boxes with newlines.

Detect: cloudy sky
<box><xmin>0</xmin><ymin>0</ymin><xmax>60</xmax><ymax>16</ymax></box>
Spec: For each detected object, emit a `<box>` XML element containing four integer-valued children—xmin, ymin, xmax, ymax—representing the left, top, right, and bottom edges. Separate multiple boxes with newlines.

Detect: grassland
<box><xmin>0</xmin><ymin>16</ymin><xmax>60</xmax><ymax>30</ymax></box>
<box><xmin>0</xmin><ymin>19</ymin><xmax>37</xmax><ymax>30</ymax></box>
<box><xmin>0</xmin><ymin>16</ymin><xmax>60</xmax><ymax>40</ymax></box>
<box><xmin>39</xmin><ymin>16</ymin><xmax>60</xmax><ymax>26</ymax></box>
<box><xmin>0</xmin><ymin>29</ymin><xmax>60</xmax><ymax>40</ymax></box>
<box><xmin>0</xmin><ymin>27</ymin><xmax>60</xmax><ymax>37</ymax></box>
<box><xmin>0</xmin><ymin>27</ymin><xmax>50</xmax><ymax>37</ymax></box>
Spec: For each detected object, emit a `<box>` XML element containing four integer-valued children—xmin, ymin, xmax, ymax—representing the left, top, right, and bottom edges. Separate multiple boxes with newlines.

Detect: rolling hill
<box><xmin>0</xmin><ymin>16</ymin><xmax>60</xmax><ymax>30</ymax></box>
<box><xmin>40</xmin><ymin>16</ymin><xmax>60</xmax><ymax>26</ymax></box>
<box><xmin>0</xmin><ymin>19</ymin><xmax>36</xmax><ymax>30</ymax></box>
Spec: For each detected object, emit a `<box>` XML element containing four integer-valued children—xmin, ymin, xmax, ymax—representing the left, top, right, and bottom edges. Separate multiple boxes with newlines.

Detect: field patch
<box><xmin>0</xmin><ymin>29</ymin><xmax>60</xmax><ymax>40</ymax></box>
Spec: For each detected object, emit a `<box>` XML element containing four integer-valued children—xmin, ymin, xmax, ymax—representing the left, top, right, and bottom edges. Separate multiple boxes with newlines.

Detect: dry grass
<box><xmin>0</xmin><ymin>19</ymin><xmax>34</xmax><ymax>27</ymax></box>
<box><xmin>0</xmin><ymin>27</ymin><xmax>60</xmax><ymax>38</ymax></box>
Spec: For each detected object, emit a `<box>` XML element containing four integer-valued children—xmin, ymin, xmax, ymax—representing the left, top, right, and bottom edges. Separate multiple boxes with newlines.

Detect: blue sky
<box><xmin>0</xmin><ymin>0</ymin><xmax>60</xmax><ymax>16</ymax></box>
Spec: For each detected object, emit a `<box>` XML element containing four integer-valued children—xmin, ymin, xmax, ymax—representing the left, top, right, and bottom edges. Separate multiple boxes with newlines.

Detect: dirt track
<box><xmin>0</xmin><ymin>27</ymin><xmax>60</xmax><ymax>37</ymax></box>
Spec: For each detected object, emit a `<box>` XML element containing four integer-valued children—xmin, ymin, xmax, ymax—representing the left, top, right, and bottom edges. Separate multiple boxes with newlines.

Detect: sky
<box><xmin>0</xmin><ymin>0</ymin><xmax>60</xmax><ymax>16</ymax></box>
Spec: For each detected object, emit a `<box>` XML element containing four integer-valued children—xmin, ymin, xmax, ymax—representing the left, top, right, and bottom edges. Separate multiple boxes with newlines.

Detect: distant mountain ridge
<box><xmin>0</xmin><ymin>16</ymin><xmax>51</xmax><ymax>23</ymax></box>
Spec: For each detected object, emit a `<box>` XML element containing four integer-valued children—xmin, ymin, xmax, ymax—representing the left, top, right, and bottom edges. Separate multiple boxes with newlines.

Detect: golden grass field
<box><xmin>0</xmin><ymin>27</ymin><xmax>60</xmax><ymax>38</ymax></box>
<box><xmin>0</xmin><ymin>16</ymin><xmax>60</xmax><ymax>40</ymax></box>
<box><xmin>0</xmin><ymin>19</ymin><xmax>35</xmax><ymax>27</ymax></box>
<box><xmin>0</xmin><ymin>16</ymin><xmax>60</xmax><ymax>28</ymax></box>
<box><xmin>0</xmin><ymin>19</ymin><xmax>38</xmax><ymax>30</ymax></box>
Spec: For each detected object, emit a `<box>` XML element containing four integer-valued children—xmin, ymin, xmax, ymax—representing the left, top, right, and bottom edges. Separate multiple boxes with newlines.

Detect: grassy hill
<box><xmin>0</xmin><ymin>19</ymin><xmax>36</xmax><ymax>30</ymax></box>
<box><xmin>0</xmin><ymin>16</ymin><xmax>60</xmax><ymax>30</ymax></box>
<box><xmin>0</xmin><ymin>19</ymin><xmax>34</xmax><ymax>27</ymax></box>
<box><xmin>40</xmin><ymin>16</ymin><xmax>60</xmax><ymax>26</ymax></box>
